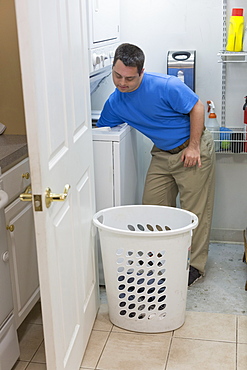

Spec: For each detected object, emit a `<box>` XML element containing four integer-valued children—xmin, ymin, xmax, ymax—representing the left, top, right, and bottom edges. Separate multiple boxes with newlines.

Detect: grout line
<box><xmin>94</xmin><ymin>328</ymin><xmax>112</xmax><ymax>369</ymax></box>
<box><xmin>163</xmin><ymin>330</ymin><xmax>174</xmax><ymax>370</ymax></box>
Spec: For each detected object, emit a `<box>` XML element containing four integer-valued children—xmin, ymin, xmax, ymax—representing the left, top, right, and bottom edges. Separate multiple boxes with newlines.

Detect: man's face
<box><xmin>112</xmin><ymin>60</ymin><xmax>144</xmax><ymax>93</ymax></box>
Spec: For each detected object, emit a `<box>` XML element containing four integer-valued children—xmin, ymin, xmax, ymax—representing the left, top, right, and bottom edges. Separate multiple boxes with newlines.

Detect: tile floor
<box><xmin>12</xmin><ymin>243</ymin><xmax>247</xmax><ymax>370</ymax></box>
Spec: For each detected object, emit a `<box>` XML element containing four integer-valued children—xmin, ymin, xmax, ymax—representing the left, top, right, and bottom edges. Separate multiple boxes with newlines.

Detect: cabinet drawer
<box><xmin>1</xmin><ymin>158</ymin><xmax>31</xmax><ymax>205</ymax></box>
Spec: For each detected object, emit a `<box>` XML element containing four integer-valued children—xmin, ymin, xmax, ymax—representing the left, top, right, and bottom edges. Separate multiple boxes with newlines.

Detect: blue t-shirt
<box><xmin>97</xmin><ymin>72</ymin><xmax>199</xmax><ymax>150</ymax></box>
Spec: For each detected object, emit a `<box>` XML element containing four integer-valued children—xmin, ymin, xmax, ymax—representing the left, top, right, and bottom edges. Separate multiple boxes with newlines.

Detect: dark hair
<box><xmin>113</xmin><ymin>43</ymin><xmax>145</xmax><ymax>75</ymax></box>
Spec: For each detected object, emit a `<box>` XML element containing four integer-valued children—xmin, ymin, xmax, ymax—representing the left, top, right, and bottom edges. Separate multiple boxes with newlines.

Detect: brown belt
<box><xmin>166</xmin><ymin>139</ymin><xmax>190</xmax><ymax>154</ymax></box>
<box><xmin>165</xmin><ymin>126</ymin><xmax>206</xmax><ymax>154</ymax></box>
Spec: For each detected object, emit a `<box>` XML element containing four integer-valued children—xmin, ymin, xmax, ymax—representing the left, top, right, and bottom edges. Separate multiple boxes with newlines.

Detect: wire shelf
<box><xmin>209</xmin><ymin>128</ymin><xmax>247</xmax><ymax>154</ymax></box>
<box><xmin>217</xmin><ymin>51</ymin><xmax>247</xmax><ymax>63</ymax></box>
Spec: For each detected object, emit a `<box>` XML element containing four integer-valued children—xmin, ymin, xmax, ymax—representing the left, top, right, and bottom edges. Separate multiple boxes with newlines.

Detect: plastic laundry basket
<box><xmin>93</xmin><ymin>205</ymin><xmax>198</xmax><ymax>333</ymax></box>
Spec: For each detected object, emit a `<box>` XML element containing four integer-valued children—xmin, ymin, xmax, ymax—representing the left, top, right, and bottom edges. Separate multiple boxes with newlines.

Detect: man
<box><xmin>96</xmin><ymin>43</ymin><xmax>216</xmax><ymax>286</ymax></box>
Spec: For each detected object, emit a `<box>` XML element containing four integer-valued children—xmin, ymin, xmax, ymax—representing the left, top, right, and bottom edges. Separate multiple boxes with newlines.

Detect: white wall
<box><xmin>120</xmin><ymin>0</ymin><xmax>223</xmax><ymax>121</ymax></box>
<box><xmin>120</xmin><ymin>0</ymin><xmax>247</xmax><ymax>242</ymax></box>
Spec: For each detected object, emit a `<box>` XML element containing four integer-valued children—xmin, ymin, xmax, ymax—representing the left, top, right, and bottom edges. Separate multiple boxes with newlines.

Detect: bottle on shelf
<box><xmin>226</xmin><ymin>8</ymin><xmax>245</xmax><ymax>52</ymax></box>
<box><xmin>206</xmin><ymin>101</ymin><xmax>220</xmax><ymax>151</ymax></box>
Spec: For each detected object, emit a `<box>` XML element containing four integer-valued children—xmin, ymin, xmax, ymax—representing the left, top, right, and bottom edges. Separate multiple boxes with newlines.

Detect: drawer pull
<box><xmin>20</xmin><ymin>185</ymin><xmax>32</xmax><ymax>202</ymax></box>
<box><xmin>6</xmin><ymin>224</ymin><xmax>15</xmax><ymax>232</ymax></box>
<box><xmin>22</xmin><ymin>172</ymin><xmax>30</xmax><ymax>180</ymax></box>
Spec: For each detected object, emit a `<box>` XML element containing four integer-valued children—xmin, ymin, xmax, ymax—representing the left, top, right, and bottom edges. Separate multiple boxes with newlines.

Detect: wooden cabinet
<box><xmin>1</xmin><ymin>157</ymin><xmax>40</xmax><ymax>328</ymax></box>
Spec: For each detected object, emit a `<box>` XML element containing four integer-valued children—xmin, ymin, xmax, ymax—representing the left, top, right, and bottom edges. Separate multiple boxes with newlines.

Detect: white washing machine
<box><xmin>92</xmin><ymin>122</ymin><xmax>143</xmax><ymax>284</ymax></box>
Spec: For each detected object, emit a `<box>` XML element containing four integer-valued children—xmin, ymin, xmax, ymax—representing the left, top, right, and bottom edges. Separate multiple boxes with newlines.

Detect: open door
<box><xmin>15</xmin><ymin>0</ymin><xmax>99</xmax><ymax>369</ymax></box>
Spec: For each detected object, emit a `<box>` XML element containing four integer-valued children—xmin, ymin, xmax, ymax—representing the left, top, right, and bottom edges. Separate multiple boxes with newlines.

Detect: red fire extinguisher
<box><xmin>243</xmin><ymin>96</ymin><xmax>247</xmax><ymax>152</ymax></box>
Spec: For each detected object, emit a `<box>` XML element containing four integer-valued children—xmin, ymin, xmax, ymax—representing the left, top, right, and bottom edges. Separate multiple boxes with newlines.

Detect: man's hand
<box><xmin>181</xmin><ymin>146</ymin><xmax>202</xmax><ymax>167</ymax></box>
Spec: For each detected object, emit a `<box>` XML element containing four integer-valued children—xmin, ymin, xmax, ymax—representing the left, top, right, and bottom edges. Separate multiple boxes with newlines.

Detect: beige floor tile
<box><xmin>81</xmin><ymin>330</ymin><xmax>110</xmax><ymax>369</ymax></box>
<box><xmin>26</xmin><ymin>364</ymin><xmax>46</xmax><ymax>370</ymax></box>
<box><xmin>174</xmin><ymin>311</ymin><xmax>236</xmax><ymax>342</ymax></box>
<box><xmin>97</xmin><ymin>331</ymin><xmax>171</xmax><ymax>370</ymax></box>
<box><xmin>237</xmin><ymin>343</ymin><xmax>247</xmax><ymax>370</ymax></box>
<box><xmin>18</xmin><ymin>323</ymin><xmax>44</xmax><ymax>361</ymax></box>
<box><xmin>112</xmin><ymin>324</ymin><xmax>173</xmax><ymax>337</ymax></box>
<box><xmin>93</xmin><ymin>303</ymin><xmax>113</xmax><ymax>332</ymax></box>
<box><xmin>238</xmin><ymin>315</ymin><xmax>247</xmax><ymax>343</ymax></box>
<box><xmin>12</xmin><ymin>361</ymin><xmax>29</xmax><ymax>370</ymax></box>
<box><xmin>167</xmin><ymin>337</ymin><xmax>236</xmax><ymax>370</ymax></box>
<box><xmin>32</xmin><ymin>341</ymin><xmax>46</xmax><ymax>363</ymax></box>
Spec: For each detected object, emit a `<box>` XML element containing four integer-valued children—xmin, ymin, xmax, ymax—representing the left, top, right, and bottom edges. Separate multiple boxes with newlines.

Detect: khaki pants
<box><xmin>142</xmin><ymin>130</ymin><xmax>216</xmax><ymax>275</ymax></box>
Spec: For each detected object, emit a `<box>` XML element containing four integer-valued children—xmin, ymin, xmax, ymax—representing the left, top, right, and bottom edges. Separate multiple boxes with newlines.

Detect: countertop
<box><xmin>0</xmin><ymin>135</ymin><xmax>28</xmax><ymax>173</ymax></box>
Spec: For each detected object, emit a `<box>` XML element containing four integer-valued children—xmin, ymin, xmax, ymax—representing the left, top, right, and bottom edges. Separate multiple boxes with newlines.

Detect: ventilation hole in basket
<box><xmin>116</xmin><ymin>248</ymin><xmax>124</xmax><ymax>255</ymax></box>
<box><xmin>158</xmin><ymin>304</ymin><xmax>166</xmax><ymax>311</ymax></box>
<box><xmin>148</xmin><ymin>296</ymin><xmax>155</xmax><ymax>303</ymax></box>
<box><xmin>117</xmin><ymin>258</ymin><xmax>124</xmax><ymax>264</ymax></box>
<box><xmin>129</xmin><ymin>303</ymin><xmax>135</xmax><ymax>309</ymax></box>
<box><xmin>118</xmin><ymin>275</ymin><xmax>125</xmax><ymax>282</ymax></box>
<box><xmin>147</xmin><ymin>251</ymin><xmax>154</xmax><ymax>258</ymax></box>
<box><xmin>158</xmin><ymin>278</ymin><xmax>166</xmax><ymax>285</ymax></box>
<box><xmin>148</xmin><ymin>313</ymin><xmax>156</xmax><ymax>320</ymax></box>
<box><xmin>118</xmin><ymin>284</ymin><xmax>125</xmax><ymax>290</ymax></box>
<box><xmin>127</xmin><ymin>260</ymin><xmax>134</xmax><ymax>266</ymax></box>
<box><xmin>157</xmin><ymin>269</ymin><xmax>166</xmax><ymax>276</ymax></box>
<box><xmin>157</xmin><ymin>260</ymin><xmax>165</xmax><ymax>267</ymax></box>
<box><xmin>159</xmin><ymin>312</ymin><xmax>167</xmax><ymax>320</ymax></box>
<box><xmin>158</xmin><ymin>295</ymin><xmax>166</xmax><ymax>303</ymax></box>
<box><xmin>147</xmin><ymin>224</ymin><xmax>154</xmax><ymax>231</ymax></box>
<box><xmin>138</xmin><ymin>313</ymin><xmax>146</xmax><ymax>320</ymax></box>
<box><xmin>137</xmin><ymin>269</ymin><xmax>144</xmax><ymax>276</ymax></box>
<box><xmin>127</xmin><ymin>268</ymin><xmax>134</xmax><ymax>275</ymax></box>
<box><xmin>127</xmin><ymin>250</ymin><xmax>134</xmax><ymax>256</ymax></box>
<box><xmin>138</xmin><ymin>296</ymin><xmax>145</xmax><ymax>302</ymax></box>
<box><xmin>119</xmin><ymin>301</ymin><xmax>126</xmax><ymax>307</ymax></box>
<box><xmin>127</xmin><ymin>224</ymin><xmax>135</xmax><ymax>231</ymax></box>
<box><xmin>157</xmin><ymin>251</ymin><xmax>165</xmax><ymax>258</ymax></box>
<box><xmin>137</xmin><ymin>224</ymin><xmax>145</xmax><ymax>231</ymax></box>
<box><xmin>138</xmin><ymin>304</ymin><xmax>145</xmax><ymax>311</ymax></box>
<box><xmin>129</xmin><ymin>312</ymin><xmax>136</xmax><ymax>318</ymax></box>
<box><xmin>127</xmin><ymin>277</ymin><xmax>135</xmax><ymax>284</ymax></box>
<box><xmin>119</xmin><ymin>293</ymin><xmax>126</xmax><ymax>299</ymax></box>
<box><xmin>156</xmin><ymin>225</ymin><xmax>163</xmax><ymax>231</ymax></box>
<box><xmin>147</xmin><ymin>260</ymin><xmax>154</xmax><ymax>267</ymax></box>
<box><xmin>137</xmin><ymin>287</ymin><xmax>145</xmax><ymax>294</ymax></box>
<box><xmin>137</xmin><ymin>250</ymin><xmax>144</xmax><ymax>257</ymax></box>
<box><xmin>128</xmin><ymin>295</ymin><xmax>135</xmax><ymax>301</ymax></box>
<box><xmin>147</xmin><ymin>269</ymin><xmax>155</xmax><ymax>276</ymax></box>
<box><xmin>117</xmin><ymin>266</ymin><xmax>124</xmax><ymax>273</ymax></box>
<box><xmin>137</xmin><ymin>259</ymin><xmax>144</xmax><ymax>266</ymax></box>
<box><xmin>147</xmin><ymin>278</ymin><xmax>155</xmax><ymax>285</ymax></box>
<box><xmin>128</xmin><ymin>286</ymin><xmax>135</xmax><ymax>292</ymax></box>
<box><xmin>137</xmin><ymin>278</ymin><xmax>145</xmax><ymax>285</ymax></box>
<box><xmin>165</xmin><ymin>225</ymin><xmax>171</xmax><ymax>231</ymax></box>
<box><xmin>148</xmin><ymin>304</ymin><xmax>156</xmax><ymax>311</ymax></box>
<box><xmin>119</xmin><ymin>310</ymin><xmax>127</xmax><ymax>316</ymax></box>
<box><xmin>147</xmin><ymin>287</ymin><xmax>155</xmax><ymax>294</ymax></box>
<box><xmin>158</xmin><ymin>287</ymin><xmax>166</xmax><ymax>294</ymax></box>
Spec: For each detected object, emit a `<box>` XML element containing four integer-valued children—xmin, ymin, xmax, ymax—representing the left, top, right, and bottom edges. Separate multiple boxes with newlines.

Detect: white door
<box><xmin>15</xmin><ymin>1</ymin><xmax>99</xmax><ymax>369</ymax></box>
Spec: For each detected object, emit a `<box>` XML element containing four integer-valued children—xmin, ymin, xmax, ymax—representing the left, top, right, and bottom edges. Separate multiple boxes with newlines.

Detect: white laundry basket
<box><xmin>93</xmin><ymin>205</ymin><xmax>198</xmax><ymax>333</ymax></box>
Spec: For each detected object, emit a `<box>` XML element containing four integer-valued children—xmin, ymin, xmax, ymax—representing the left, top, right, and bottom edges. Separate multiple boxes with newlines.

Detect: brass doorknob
<box><xmin>45</xmin><ymin>184</ymin><xmax>70</xmax><ymax>208</ymax></box>
<box><xmin>20</xmin><ymin>185</ymin><xmax>32</xmax><ymax>201</ymax></box>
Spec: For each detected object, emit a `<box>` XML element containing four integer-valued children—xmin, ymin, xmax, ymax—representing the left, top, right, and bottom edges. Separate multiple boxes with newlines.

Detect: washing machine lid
<box><xmin>92</xmin><ymin>123</ymin><xmax>131</xmax><ymax>141</ymax></box>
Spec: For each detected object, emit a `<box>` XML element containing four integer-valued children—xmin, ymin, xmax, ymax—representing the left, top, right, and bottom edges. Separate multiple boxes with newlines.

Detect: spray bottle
<box><xmin>243</xmin><ymin>96</ymin><xmax>247</xmax><ymax>152</ymax></box>
<box><xmin>206</xmin><ymin>101</ymin><xmax>220</xmax><ymax>151</ymax></box>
